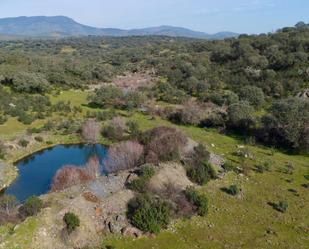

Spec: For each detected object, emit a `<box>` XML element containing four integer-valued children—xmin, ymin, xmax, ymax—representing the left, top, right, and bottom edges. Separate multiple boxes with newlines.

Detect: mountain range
<box><xmin>0</xmin><ymin>16</ymin><xmax>239</xmax><ymax>39</ymax></box>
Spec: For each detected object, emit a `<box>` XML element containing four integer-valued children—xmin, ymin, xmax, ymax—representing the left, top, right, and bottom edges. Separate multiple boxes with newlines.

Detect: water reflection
<box><xmin>5</xmin><ymin>144</ymin><xmax>108</xmax><ymax>202</ymax></box>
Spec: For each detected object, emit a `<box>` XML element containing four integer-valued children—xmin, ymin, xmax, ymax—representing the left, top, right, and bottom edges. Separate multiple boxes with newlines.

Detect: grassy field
<box><xmin>0</xmin><ymin>90</ymin><xmax>308</xmax><ymax>249</ymax></box>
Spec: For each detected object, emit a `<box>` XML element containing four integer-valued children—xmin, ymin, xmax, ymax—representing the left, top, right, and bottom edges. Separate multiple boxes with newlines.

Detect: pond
<box><xmin>5</xmin><ymin>144</ymin><xmax>108</xmax><ymax>202</ymax></box>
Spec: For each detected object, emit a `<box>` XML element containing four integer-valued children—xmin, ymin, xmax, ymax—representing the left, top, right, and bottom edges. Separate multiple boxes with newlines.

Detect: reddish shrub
<box><xmin>84</xmin><ymin>156</ymin><xmax>100</xmax><ymax>178</ymax></box>
<box><xmin>51</xmin><ymin>156</ymin><xmax>100</xmax><ymax>192</ymax></box>
<box><xmin>82</xmin><ymin>119</ymin><xmax>101</xmax><ymax>144</ymax></box>
<box><xmin>105</xmin><ymin>141</ymin><xmax>144</xmax><ymax>173</ymax></box>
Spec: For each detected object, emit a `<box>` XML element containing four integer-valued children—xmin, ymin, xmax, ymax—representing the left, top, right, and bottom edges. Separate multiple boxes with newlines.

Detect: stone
<box><xmin>121</xmin><ymin>226</ymin><xmax>143</xmax><ymax>238</ymax></box>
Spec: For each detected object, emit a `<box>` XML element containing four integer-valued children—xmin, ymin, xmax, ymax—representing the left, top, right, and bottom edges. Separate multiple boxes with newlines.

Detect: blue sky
<box><xmin>1</xmin><ymin>0</ymin><xmax>308</xmax><ymax>33</ymax></box>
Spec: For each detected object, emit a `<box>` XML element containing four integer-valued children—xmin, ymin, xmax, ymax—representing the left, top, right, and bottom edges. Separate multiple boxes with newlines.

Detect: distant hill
<box><xmin>0</xmin><ymin>16</ymin><xmax>239</xmax><ymax>39</ymax></box>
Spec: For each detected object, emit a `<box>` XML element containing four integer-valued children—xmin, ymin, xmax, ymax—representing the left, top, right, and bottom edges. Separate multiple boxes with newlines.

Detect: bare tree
<box><xmin>0</xmin><ymin>194</ymin><xmax>17</xmax><ymax>215</ymax></box>
<box><xmin>105</xmin><ymin>141</ymin><xmax>144</xmax><ymax>173</ymax></box>
<box><xmin>82</xmin><ymin>119</ymin><xmax>101</xmax><ymax>144</ymax></box>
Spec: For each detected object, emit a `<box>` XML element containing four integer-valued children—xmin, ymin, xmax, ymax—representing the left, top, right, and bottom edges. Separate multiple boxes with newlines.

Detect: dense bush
<box><xmin>89</xmin><ymin>85</ymin><xmax>123</xmax><ymax>108</ymax></box>
<box><xmin>127</xmin><ymin>193</ymin><xmax>172</xmax><ymax>233</ymax></box>
<box><xmin>18</xmin><ymin>139</ymin><xmax>29</xmax><ymax>148</ymax></box>
<box><xmin>128</xmin><ymin>165</ymin><xmax>155</xmax><ymax>192</ymax></box>
<box><xmin>227</xmin><ymin>101</ymin><xmax>255</xmax><ymax>130</ymax></box>
<box><xmin>239</xmin><ymin>86</ymin><xmax>265</xmax><ymax>109</ymax></box>
<box><xmin>63</xmin><ymin>212</ymin><xmax>80</xmax><ymax>234</ymax></box>
<box><xmin>18</xmin><ymin>196</ymin><xmax>43</xmax><ymax>218</ymax></box>
<box><xmin>185</xmin><ymin>187</ymin><xmax>209</xmax><ymax>216</ymax></box>
<box><xmin>259</xmin><ymin>98</ymin><xmax>309</xmax><ymax>152</ymax></box>
<box><xmin>187</xmin><ymin>161</ymin><xmax>216</xmax><ymax>185</ymax></box>
<box><xmin>225</xmin><ymin>185</ymin><xmax>241</xmax><ymax>196</ymax></box>
<box><xmin>11</xmin><ymin>72</ymin><xmax>50</xmax><ymax>94</ymax></box>
<box><xmin>274</xmin><ymin>201</ymin><xmax>288</xmax><ymax>213</ymax></box>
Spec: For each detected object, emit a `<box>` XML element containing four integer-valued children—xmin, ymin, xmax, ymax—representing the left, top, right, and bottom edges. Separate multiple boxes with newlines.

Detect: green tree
<box><xmin>239</xmin><ymin>86</ymin><xmax>265</xmax><ymax>109</ymax></box>
<box><xmin>63</xmin><ymin>212</ymin><xmax>80</xmax><ymax>234</ymax></box>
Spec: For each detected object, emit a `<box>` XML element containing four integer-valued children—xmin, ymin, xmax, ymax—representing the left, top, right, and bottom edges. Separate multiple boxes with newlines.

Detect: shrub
<box><xmin>185</xmin><ymin>187</ymin><xmax>209</xmax><ymax>216</ymax></box>
<box><xmin>19</xmin><ymin>196</ymin><xmax>43</xmax><ymax>218</ymax></box>
<box><xmin>169</xmin><ymin>101</ymin><xmax>204</xmax><ymax>125</ymax></box>
<box><xmin>127</xmin><ymin>193</ymin><xmax>172</xmax><ymax>233</ymax></box>
<box><xmin>81</xmin><ymin>119</ymin><xmax>101</xmax><ymax>144</ymax></box>
<box><xmin>105</xmin><ymin>141</ymin><xmax>144</xmax><ymax>173</ymax></box>
<box><xmin>275</xmin><ymin>201</ymin><xmax>288</xmax><ymax>213</ymax></box>
<box><xmin>126</xmin><ymin>120</ymin><xmax>141</xmax><ymax>139</ymax></box>
<box><xmin>0</xmin><ymin>141</ymin><xmax>6</xmax><ymax>159</ymax></box>
<box><xmin>239</xmin><ymin>86</ymin><xmax>265</xmax><ymax>109</ymax></box>
<box><xmin>187</xmin><ymin>161</ymin><xmax>216</xmax><ymax>185</ymax></box>
<box><xmin>202</xmin><ymin>110</ymin><xmax>227</xmax><ymax>128</ymax></box>
<box><xmin>142</xmin><ymin>126</ymin><xmax>187</xmax><ymax>164</ymax></box>
<box><xmin>0</xmin><ymin>115</ymin><xmax>7</xmax><ymax>125</ymax></box>
<box><xmin>128</xmin><ymin>165</ymin><xmax>155</xmax><ymax>192</ymax></box>
<box><xmin>63</xmin><ymin>212</ymin><xmax>80</xmax><ymax>234</ymax></box>
<box><xmin>102</xmin><ymin>117</ymin><xmax>126</xmax><ymax>141</ymax></box>
<box><xmin>227</xmin><ymin>101</ymin><xmax>255</xmax><ymax>130</ymax></box>
<box><xmin>19</xmin><ymin>139</ymin><xmax>29</xmax><ymax>148</ymax></box>
<box><xmin>89</xmin><ymin>85</ymin><xmax>123</xmax><ymax>108</ymax></box>
<box><xmin>255</xmin><ymin>160</ymin><xmax>272</xmax><ymax>173</ymax></box>
<box><xmin>51</xmin><ymin>157</ymin><xmax>100</xmax><ymax>191</ymax></box>
<box><xmin>34</xmin><ymin>136</ymin><xmax>44</xmax><ymax>142</ymax></box>
<box><xmin>0</xmin><ymin>194</ymin><xmax>17</xmax><ymax>215</ymax></box>
<box><xmin>222</xmin><ymin>160</ymin><xmax>236</xmax><ymax>172</ymax></box>
<box><xmin>12</xmin><ymin>72</ymin><xmax>50</xmax><ymax>94</ymax></box>
<box><xmin>226</xmin><ymin>185</ymin><xmax>240</xmax><ymax>196</ymax></box>
<box><xmin>185</xmin><ymin>144</ymin><xmax>210</xmax><ymax>169</ymax></box>
<box><xmin>18</xmin><ymin>113</ymin><xmax>35</xmax><ymax>125</ymax></box>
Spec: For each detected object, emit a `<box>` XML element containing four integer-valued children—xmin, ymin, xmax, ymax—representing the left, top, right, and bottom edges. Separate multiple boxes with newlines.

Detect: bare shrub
<box><xmin>51</xmin><ymin>156</ymin><xmax>100</xmax><ymax>192</ymax></box>
<box><xmin>142</xmin><ymin>126</ymin><xmax>188</xmax><ymax>164</ymax></box>
<box><xmin>169</xmin><ymin>101</ymin><xmax>204</xmax><ymax>125</ymax></box>
<box><xmin>82</xmin><ymin>119</ymin><xmax>101</xmax><ymax>144</ymax></box>
<box><xmin>84</xmin><ymin>156</ymin><xmax>100</xmax><ymax>178</ymax></box>
<box><xmin>105</xmin><ymin>141</ymin><xmax>144</xmax><ymax>173</ymax></box>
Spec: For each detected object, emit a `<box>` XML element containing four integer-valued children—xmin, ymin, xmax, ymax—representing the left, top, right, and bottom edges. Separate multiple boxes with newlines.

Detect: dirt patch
<box><xmin>148</xmin><ymin>162</ymin><xmax>193</xmax><ymax>193</ymax></box>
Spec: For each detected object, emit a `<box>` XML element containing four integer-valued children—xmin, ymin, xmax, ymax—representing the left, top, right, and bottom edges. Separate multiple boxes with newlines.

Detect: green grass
<box><xmin>0</xmin><ymin>90</ymin><xmax>308</xmax><ymax>249</ymax></box>
<box><xmin>0</xmin><ymin>218</ymin><xmax>38</xmax><ymax>249</ymax></box>
<box><xmin>102</xmin><ymin>113</ymin><xmax>309</xmax><ymax>249</ymax></box>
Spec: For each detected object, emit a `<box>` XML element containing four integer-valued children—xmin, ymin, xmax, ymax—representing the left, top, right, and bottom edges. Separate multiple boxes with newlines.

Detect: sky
<box><xmin>1</xmin><ymin>0</ymin><xmax>309</xmax><ymax>34</ymax></box>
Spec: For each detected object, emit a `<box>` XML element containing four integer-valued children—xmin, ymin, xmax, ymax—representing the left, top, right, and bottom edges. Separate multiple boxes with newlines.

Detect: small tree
<box><xmin>63</xmin><ymin>212</ymin><xmax>80</xmax><ymax>234</ymax></box>
<box><xmin>82</xmin><ymin>119</ymin><xmax>101</xmax><ymax>144</ymax></box>
<box><xmin>19</xmin><ymin>196</ymin><xmax>43</xmax><ymax>218</ymax></box>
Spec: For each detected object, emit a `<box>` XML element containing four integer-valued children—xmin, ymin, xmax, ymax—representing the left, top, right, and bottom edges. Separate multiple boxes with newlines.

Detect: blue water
<box><xmin>5</xmin><ymin>144</ymin><xmax>108</xmax><ymax>202</ymax></box>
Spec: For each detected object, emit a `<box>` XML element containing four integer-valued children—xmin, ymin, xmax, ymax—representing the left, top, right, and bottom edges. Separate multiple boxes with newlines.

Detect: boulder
<box><xmin>121</xmin><ymin>226</ymin><xmax>143</xmax><ymax>238</ymax></box>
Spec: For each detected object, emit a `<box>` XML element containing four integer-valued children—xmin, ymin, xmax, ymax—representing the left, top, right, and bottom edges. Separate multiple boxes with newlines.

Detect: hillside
<box><xmin>0</xmin><ymin>16</ymin><xmax>239</xmax><ymax>39</ymax></box>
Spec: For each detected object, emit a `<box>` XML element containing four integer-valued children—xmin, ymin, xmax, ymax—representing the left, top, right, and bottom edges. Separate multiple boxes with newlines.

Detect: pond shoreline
<box><xmin>1</xmin><ymin>134</ymin><xmax>109</xmax><ymax>192</ymax></box>
<box><xmin>4</xmin><ymin>142</ymin><xmax>109</xmax><ymax>201</ymax></box>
